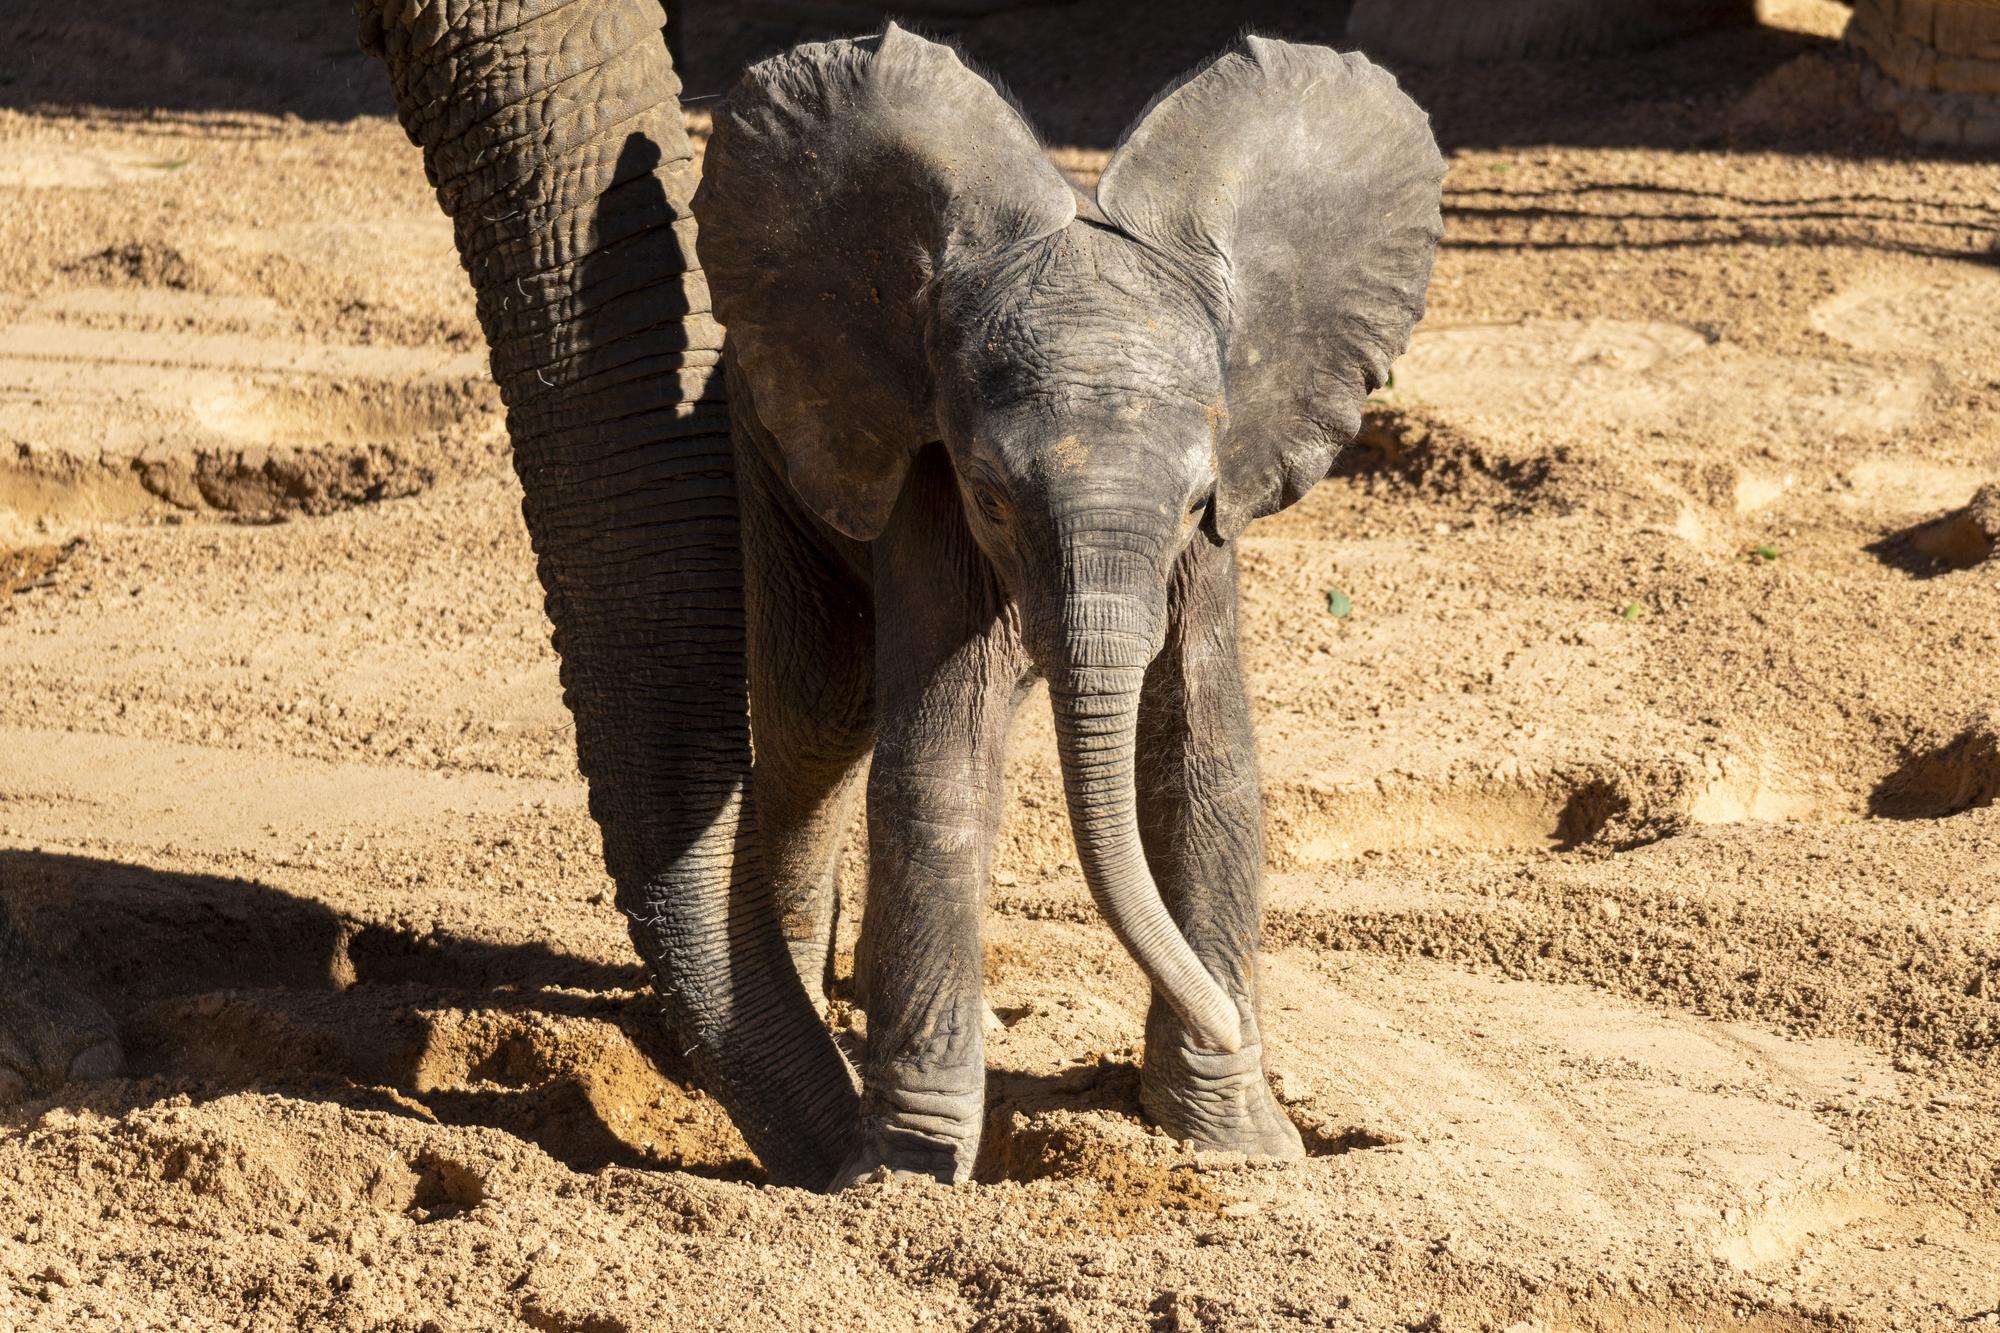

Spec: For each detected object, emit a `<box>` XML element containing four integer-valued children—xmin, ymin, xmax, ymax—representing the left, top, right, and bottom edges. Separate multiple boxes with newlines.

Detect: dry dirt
<box><xmin>3</xmin><ymin>1</ymin><xmax>1999</xmax><ymax>1329</ymax></box>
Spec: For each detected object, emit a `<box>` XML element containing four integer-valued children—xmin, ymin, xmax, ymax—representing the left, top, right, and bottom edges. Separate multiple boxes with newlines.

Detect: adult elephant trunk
<box><xmin>356</xmin><ymin>0</ymin><xmax>857</xmax><ymax>1186</ymax></box>
<box><xmin>1040</xmin><ymin>568</ymin><xmax>1243</xmax><ymax>1056</ymax></box>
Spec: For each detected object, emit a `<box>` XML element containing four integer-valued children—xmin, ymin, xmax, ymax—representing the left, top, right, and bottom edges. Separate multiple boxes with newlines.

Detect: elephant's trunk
<box><xmin>1041</xmin><ymin>564</ymin><xmax>1242</xmax><ymax>1055</ymax></box>
<box><xmin>357</xmin><ymin>0</ymin><xmax>857</xmax><ymax>1186</ymax></box>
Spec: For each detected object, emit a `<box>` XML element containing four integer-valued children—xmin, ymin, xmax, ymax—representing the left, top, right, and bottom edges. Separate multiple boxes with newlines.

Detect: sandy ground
<box><xmin>2</xmin><ymin>0</ymin><xmax>1999</xmax><ymax>1328</ymax></box>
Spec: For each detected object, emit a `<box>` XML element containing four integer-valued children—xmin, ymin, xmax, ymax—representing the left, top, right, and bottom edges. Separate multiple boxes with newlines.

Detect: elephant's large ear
<box><xmin>695</xmin><ymin>24</ymin><xmax>1076</xmax><ymax>540</ymax></box>
<box><xmin>1096</xmin><ymin>38</ymin><xmax>1445</xmax><ymax>539</ymax></box>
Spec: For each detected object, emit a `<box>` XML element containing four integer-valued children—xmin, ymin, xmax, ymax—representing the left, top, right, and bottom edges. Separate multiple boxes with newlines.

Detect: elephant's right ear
<box><xmin>694</xmin><ymin>24</ymin><xmax>1077</xmax><ymax>540</ymax></box>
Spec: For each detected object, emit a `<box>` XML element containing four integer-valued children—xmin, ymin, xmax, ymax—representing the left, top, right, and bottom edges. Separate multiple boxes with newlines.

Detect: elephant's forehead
<box><xmin>1024</xmin><ymin>224</ymin><xmax>1214</xmax><ymax>339</ymax></box>
<box><xmin>946</xmin><ymin>223</ymin><xmax>1222</xmax><ymax>403</ymax></box>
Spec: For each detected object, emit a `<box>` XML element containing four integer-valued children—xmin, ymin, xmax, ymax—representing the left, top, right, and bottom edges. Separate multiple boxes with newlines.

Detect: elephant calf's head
<box><xmin>695</xmin><ymin>26</ymin><xmax>1444</xmax><ymax>1052</ymax></box>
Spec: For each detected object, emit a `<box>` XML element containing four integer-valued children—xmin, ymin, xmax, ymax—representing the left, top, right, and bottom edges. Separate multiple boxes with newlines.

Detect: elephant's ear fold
<box><xmin>1096</xmin><ymin>38</ymin><xmax>1445</xmax><ymax>539</ymax></box>
<box><xmin>695</xmin><ymin>24</ymin><xmax>1076</xmax><ymax>540</ymax></box>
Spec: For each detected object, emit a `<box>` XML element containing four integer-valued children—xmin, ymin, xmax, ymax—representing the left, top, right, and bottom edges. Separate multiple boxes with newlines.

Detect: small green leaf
<box><xmin>1620</xmin><ymin>603</ymin><xmax>1644</xmax><ymax>621</ymax></box>
<box><xmin>1325</xmin><ymin>588</ymin><xmax>1353</xmax><ymax>619</ymax></box>
<box><xmin>1751</xmin><ymin>544</ymin><xmax>1780</xmax><ymax>562</ymax></box>
<box><xmin>144</xmin><ymin>158</ymin><xmax>190</xmax><ymax>172</ymax></box>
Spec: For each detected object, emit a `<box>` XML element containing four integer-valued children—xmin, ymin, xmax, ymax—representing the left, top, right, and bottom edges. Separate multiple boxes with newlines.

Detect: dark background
<box><xmin>0</xmin><ymin>0</ymin><xmax>1946</xmax><ymax>159</ymax></box>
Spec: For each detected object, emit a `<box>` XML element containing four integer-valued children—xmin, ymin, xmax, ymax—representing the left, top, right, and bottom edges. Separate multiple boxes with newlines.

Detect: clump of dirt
<box><xmin>1555</xmin><ymin>758</ymin><xmax>1728</xmax><ymax>851</ymax></box>
<box><xmin>1872</xmin><ymin>713</ymin><xmax>2000</xmax><ymax>820</ymax></box>
<box><xmin>971</xmin><ymin>1058</ymin><xmax>1251</xmax><ymax>1222</ymax></box>
<box><xmin>1333</xmin><ymin>405</ymin><xmax>1569</xmax><ymax>510</ymax></box>
<box><xmin>407</xmin><ymin>1150</ymin><xmax>490</xmax><ymax>1223</ymax></box>
<box><xmin>1291</xmin><ymin>1119</ymin><xmax>1396</xmax><ymax>1157</ymax></box>
<box><xmin>126</xmin><ymin>989</ymin><xmax>759</xmax><ymax>1178</ymax></box>
<box><xmin>133</xmin><ymin>442</ymin><xmax>432</xmax><ymax>517</ymax></box>
<box><xmin>1868</xmin><ymin>484</ymin><xmax>2000</xmax><ymax>577</ymax></box>
<box><xmin>1</xmin><ymin>537</ymin><xmax>83</xmax><ymax>596</ymax></box>
<box><xmin>1901</xmin><ymin>485</ymin><xmax>2000</xmax><ymax>572</ymax></box>
<box><xmin>979</xmin><ymin>1108</ymin><xmax>1235</xmax><ymax>1224</ymax></box>
<box><xmin>61</xmin><ymin>241</ymin><xmax>213</xmax><ymax>292</ymax></box>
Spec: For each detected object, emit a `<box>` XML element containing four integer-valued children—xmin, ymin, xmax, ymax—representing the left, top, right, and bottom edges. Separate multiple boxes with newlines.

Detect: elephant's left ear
<box><xmin>1096</xmin><ymin>38</ymin><xmax>1445</xmax><ymax>539</ymax></box>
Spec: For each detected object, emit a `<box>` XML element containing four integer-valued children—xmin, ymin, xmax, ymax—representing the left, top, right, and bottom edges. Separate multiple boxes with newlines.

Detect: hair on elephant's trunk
<box><xmin>1048</xmin><ymin>662</ymin><xmax>1243</xmax><ymax>1054</ymax></box>
<box><xmin>355</xmin><ymin>0</ymin><xmax>859</xmax><ymax>1188</ymax></box>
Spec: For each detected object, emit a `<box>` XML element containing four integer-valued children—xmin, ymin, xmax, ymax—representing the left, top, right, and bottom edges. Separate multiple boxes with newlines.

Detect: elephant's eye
<box><xmin>970</xmin><ymin>482</ymin><xmax>1010</xmax><ymax>527</ymax></box>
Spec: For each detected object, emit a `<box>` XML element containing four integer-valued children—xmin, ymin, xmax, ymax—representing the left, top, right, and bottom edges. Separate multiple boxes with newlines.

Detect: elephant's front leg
<box><xmin>1135</xmin><ymin>537</ymin><xmax>1304</xmax><ymax>1158</ymax></box>
<box><xmin>840</xmin><ymin>455</ymin><xmax>1025</xmax><ymax>1186</ymax></box>
<box><xmin>738</xmin><ymin>429</ymin><xmax>875</xmax><ymax>1012</ymax></box>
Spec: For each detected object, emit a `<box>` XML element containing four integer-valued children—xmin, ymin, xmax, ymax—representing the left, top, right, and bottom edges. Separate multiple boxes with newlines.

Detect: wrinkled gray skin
<box><xmin>352</xmin><ymin>5</ymin><xmax>1441</xmax><ymax>1187</ymax></box>
<box><xmin>0</xmin><ymin>901</ymin><xmax>123</xmax><ymax>1105</ymax></box>
<box><xmin>356</xmin><ymin>0</ymin><xmax>859</xmax><ymax>1189</ymax></box>
<box><xmin>1347</xmin><ymin>0</ymin><xmax>1755</xmax><ymax>65</ymax></box>
<box><xmin>697</xmin><ymin>28</ymin><xmax>1444</xmax><ymax>1183</ymax></box>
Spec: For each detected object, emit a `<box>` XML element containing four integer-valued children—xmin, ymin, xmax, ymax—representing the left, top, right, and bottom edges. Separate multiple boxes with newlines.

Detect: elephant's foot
<box><xmin>1140</xmin><ymin>998</ymin><xmax>1304</xmax><ymax>1160</ymax></box>
<box><xmin>828</xmin><ymin>1152</ymin><xmax>948</xmax><ymax>1190</ymax></box>
<box><xmin>0</xmin><ymin>924</ymin><xmax>124</xmax><ymax>1106</ymax></box>
<box><xmin>829</xmin><ymin>1133</ymin><xmax>970</xmax><ymax>1188</ymax></box>
<box><xmin>832</xmin><ymin>1084</ymin><xmax>983</xmax><ymax>1188</ymax></box>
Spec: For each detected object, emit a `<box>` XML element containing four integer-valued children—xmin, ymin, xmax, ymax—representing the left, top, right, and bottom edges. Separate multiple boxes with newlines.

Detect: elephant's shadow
<box><xmin>0</xmin><ymin>849</ymin><xmax>767</xmax><ymax>1181</ymax></box>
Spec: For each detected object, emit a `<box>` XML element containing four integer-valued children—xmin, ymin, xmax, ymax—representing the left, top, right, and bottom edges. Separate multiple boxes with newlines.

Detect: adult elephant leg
<box><xmin>1133</xmin><ymin>539</ymin><xmax>1302</xmax><ymax>1159</ymax></box>
<box><xmin>1849</xmin><ymin>0</ymin><xmax>2000</xmax><ymax>147</ymax></box>
<box><xmin>844</xmin><ymin>451</ymin><xmax>1025</xmax><ymax>1186</ymax></box>
<box><xmin>1347</xmin><ymin>0</ymin><xmax>1755</xmax><ymax>64</ymax></box>
<box><xmin>356</xmin><ymin>0</ymin><xmax>858</xmax><ymax>1187</ymax></box>
<box><xmin>733</xmin><ymin>386</ymin><xmax>876</xmax><ymax>1012</ymax></box>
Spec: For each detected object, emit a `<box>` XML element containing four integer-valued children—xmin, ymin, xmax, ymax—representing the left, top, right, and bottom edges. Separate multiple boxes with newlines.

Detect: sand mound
<box><xmin>1903</xmin><ymin>486</ymin><xmax>2000</xmax><ymax>571</ymax></box>
<box><xmin>1873</xmin><ymin>712</ymin><xmax>2000</xmax><ymax>820</ymax></box>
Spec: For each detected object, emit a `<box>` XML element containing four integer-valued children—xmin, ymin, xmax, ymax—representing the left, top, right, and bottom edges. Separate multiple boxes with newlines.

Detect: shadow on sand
<box><xmin>0</xmin><ymin>849</ymin><xmax>771</xmax><ymax>1179</ymax></box>
<box><xmin>9</xmin><ymin>0</ymin><xmax>1996</xmax><ymax>172</ymax></box>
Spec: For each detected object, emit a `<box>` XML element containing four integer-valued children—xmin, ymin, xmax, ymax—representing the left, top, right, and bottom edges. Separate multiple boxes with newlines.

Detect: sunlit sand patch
<box><xmin>1812</xmin><ymin>269</ymin><xmax>2000</xmax><ymax>369</ymax></box>
<box><xmin>0</xmin><ymin>141</ymin><xmax>202</xmax><ymax>190</ymax></box>
<box><xmin>1390</xmin><ymin>318</ymin><xmax>1935</xmax><ymax>441</ymax></box>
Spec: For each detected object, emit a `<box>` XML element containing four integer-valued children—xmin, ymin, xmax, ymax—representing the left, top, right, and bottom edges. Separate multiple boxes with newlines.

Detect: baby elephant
<box><xmin>694</xmin><ymin>25</ymin><xmax>1444</xmax><ymax>1185</ymax></box>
